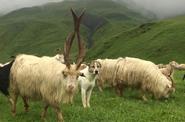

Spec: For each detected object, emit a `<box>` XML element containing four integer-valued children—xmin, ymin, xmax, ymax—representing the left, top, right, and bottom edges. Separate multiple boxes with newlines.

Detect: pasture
<box><xmin>0</xmin><ymin>0</ymin><xmax>185</xmax><ymax>122</ymax></box>
<box><xmin>0</xmin><ymin>71</ymin><xmax>185</xmax><ymax>122</ymax></box>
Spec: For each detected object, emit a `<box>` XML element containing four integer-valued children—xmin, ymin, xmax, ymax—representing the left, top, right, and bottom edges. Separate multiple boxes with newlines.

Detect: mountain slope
<box><xmin>0</xmin><ymin>0</ymin><xmax>149</xmax><ymax>62</ymax></box>
<box><xmin>88</xmin><ymin>15</ymin><xmax>185</xmax><ymax>64</ymax></box>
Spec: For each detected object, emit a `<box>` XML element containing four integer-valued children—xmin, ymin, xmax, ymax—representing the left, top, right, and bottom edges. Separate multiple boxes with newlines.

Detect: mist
<box><xmin>0</xmin><ymin>0</ymin><xmax>185</xmax><ymax>19</ymax></box>
<box><xmin>117</xmin><ymin>0</ymin><xmax>185</xmax><ymax>18</ymax></box>
<box><xmin>0</xmin><ymin>0</ymin><xmax>63</xmax><ymax>14</ymax></box>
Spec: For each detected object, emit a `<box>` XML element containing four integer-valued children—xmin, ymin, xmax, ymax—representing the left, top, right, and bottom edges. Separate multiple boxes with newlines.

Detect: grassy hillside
<box><xmin>88</xmin><ymin>16</ymin><xmax>185</xmax><ymax>64</ymax></box>
<box><xmin>0</xmin><ymin>0</ymin><xmax>148</xmax><ymax>63</ymax></box>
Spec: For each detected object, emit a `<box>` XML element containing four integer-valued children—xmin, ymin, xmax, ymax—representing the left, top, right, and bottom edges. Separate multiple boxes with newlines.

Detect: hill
<box><xmin>88</xmin><ymin>16</ymin><xmax>185</xmax><ymax>64</ymax></box>
<box><xmin>0</xmin><ymin>0</ymin><xmax>149</xmax><ymax>62</ymax></box>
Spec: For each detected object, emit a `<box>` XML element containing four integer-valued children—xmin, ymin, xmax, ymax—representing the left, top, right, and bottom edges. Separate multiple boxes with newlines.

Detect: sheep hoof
<box><xmin>24</xmin><ymin>108</ymin><xmax>29</xmax><ymax>112</ymax></box>
<box><xmin>98</xmin><ymin>87</ymin><xmax>103</xmax><ymax>92</ymax></box>
<box><xmin>11</xmin><ymin>112</ymin><xmax>16</xmax><ymax>117</ymax></box>
<box><xmin>142</xmin><ymin>95</ymin><xmax>148</xmax><ymax>102</ymax></box>
<box><xmin>41</xmin><ymin>117</ymin><xmax>46</xmax><ymax>122</ymax></box>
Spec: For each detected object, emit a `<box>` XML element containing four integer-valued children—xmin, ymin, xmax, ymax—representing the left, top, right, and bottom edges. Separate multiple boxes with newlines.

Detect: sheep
<box><xmin>78</xmin><ymin>61</ymin><xmax>101</xmax><ymax>108</ymax></box>
<box><xmin>43</xmin><ymin>54</ymin><xmax>64</xmax><ymax>64</ymax></box>
<box><xmin>170</xmin><ymin>61</ymin><xmax>185</xmax><ymax>70</ymax></box>
<box><xmin>113</xmin><ymin>57</ymin><xmax>174</xmax><ymax>100</ymax></box>
<box><xmin>168</xmin><ymin>61</ymin><xmax>185</xmax><ymax>80</ymax></box>
<box><xmin>8</xmin><ymin>9</ymin><xmax>86</xmax><ymax>122</ymax></box>
<box><xmin>159</xmin><ymin>63</ymin><xmax>175</xmax><ymax>88</ymax></box>
<box><xmin>54</xmin><ymin>54</ymin><xmax>64</xmax><ymax>63</ymax></box>
<box><xmin>96</xmin><ymin>58</ymin><xmax>123</xmax><ymax>92</ymax></box>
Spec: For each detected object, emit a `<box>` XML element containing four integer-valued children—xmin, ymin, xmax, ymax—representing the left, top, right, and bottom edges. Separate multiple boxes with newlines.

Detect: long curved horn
<box><xmin>70</xmin><ymin>9</ymin><xmax>86</xmax><ymax>69</ymax></box>
<box><xmin>64</xmin><ymin>9</ymin><xmax>85</xmax><ymax>69</ymax></box>
<box><xmin>63</xmin><ymin>32</ymin><xmax>75</xmax><ymax>69</ymax></box>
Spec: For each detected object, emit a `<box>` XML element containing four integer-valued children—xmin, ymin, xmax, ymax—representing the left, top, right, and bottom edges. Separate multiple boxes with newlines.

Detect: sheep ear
<box><xmin>62</xmin><ymin>71</ymin><xmax>68</xmax><ymax>78</ymax></box>
<box><xmin>166</xmin><ymin>85</ymin><xmax>170</xmax><ymax>89</ymax></box>
<box><xmin>78</xmin><ymin>64</ymin><xmax>87</xmax><ymax>70</ymax></box>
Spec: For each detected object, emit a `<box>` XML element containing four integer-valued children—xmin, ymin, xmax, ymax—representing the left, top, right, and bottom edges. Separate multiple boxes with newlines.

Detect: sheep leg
<box><xmin>69</xmin><ymin>94</ymin><xmax>74</xmax><ymax>104</ymax></box>
<box><xmin>10</xmin><ymin>94</ymin><xmax>18</xmax><ymax>116</ymax></box>
<box><xmin>86</xmin><ymin>88</ymin><xmax>93</xmax><ymax>108</ymax></box>
<box><xmin>41</xmin><ymin>104</ymin><xmax>49</xmax><ymax>120</ymax></box>
<box><xmin>22</xmin><ymin>96</ymin><xmax>29</xmax><ymax>112</ymax></box>
<box><xmin>169</xmin><ymin>76</ymin><xmax>175</xmax><ymax>88</ymax></box>
<box><xmin>116</xmin><ymin>82</ymin><xmax>124</xmax><ymax>96</ymax></box>
<box><xmin>53</xmin><ymin>105</ymin><xmax>64</xmax><ymax>122</ymax></box>
<box><xmin>183</xmin><ymin>74</ymin><xmax>185</xmax><ymax>80</ymax></box>
<box><xmin>81</xmin><ymin>88</ymin><xmax>87</xmax><ymax>108</ymax></box>
<box><xmin>139</xmin><ymin>89</ymin><xmax>148</xmax><ymax>101</ymax></box>
<box><xmin>97</xmin><ymin>79</ymin><xmax>103</xmax><ymax>92</ymax></box>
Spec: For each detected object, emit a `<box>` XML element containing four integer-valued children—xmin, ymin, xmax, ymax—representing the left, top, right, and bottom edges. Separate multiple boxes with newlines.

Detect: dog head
<box><xmin>88</xmin><ymin>60</ymin><xmax>101</xmax><ymax>75</ymax></box>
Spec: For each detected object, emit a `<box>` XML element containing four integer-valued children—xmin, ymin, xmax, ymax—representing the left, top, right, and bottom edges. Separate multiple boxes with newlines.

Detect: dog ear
<box><xmin>96</xmin><ymin>61</ymin><xmax>101</xmax><ymax>68</ymax></box>
<box><xmin>80</xmin><ymin>73</ymin><xmax>85</xmax><ymax>77</ymax></box>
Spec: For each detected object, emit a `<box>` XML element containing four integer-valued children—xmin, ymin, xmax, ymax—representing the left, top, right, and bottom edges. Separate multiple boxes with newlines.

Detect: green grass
<box><xmin>0</xmin><ymin>71</ymin><xmax>185</xmax><ymax>122</ymax></box>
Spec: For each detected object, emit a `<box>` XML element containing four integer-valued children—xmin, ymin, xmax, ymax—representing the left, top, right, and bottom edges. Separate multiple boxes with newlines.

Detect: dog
<box><xmin>78</xmin><ymin>61</ymin><xmax>101</xmax><ymax>108</ymax></box>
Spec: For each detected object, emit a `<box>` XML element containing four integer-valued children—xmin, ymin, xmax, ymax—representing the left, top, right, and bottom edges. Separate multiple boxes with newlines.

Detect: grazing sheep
<box><xmin>96</xmin><ymin>58</ymin><xmax>123</xmax><ymax>92</ymax></box>
<box><xmin>159</xmin><ymin>63</ymin><xmax>175</xmax><ymax>88</ymax></box>
<box><xmin>113</xmin><ymin>57</ymin><xmax>174</xmax><ymax>100</ymax></box>
<box><xmin>78</xmin><ymin>61</ymin><xmax>101</xmax><ymax>108</ymax></box>
<box><xmin>8</xmin><ymin>9</ymin><xmax>86</xmax><ymax>122</ymax></box>
<box><xmin>170</xmin><ymin>61</ymin><xmax>185</xmax><ymax>70</ymax></box>
<box><xmin>168</xmin><ymin>61</ymin><xmax>185</xmax><ymax>81</ymax></box>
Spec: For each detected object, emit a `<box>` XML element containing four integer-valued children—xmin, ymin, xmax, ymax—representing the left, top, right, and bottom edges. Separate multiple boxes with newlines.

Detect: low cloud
<box><xmin>0</xmin><ymin>0</ymin><xmax>185</xmax><ymax>19</ymax></box>
<box><xmin>0</xmin><ymin>0</ymin><xmax>63</xmax><ymax>14</ymax></box>
<box><xmin>118</xmin><ymin>0</ymin><xmax>185</xmax><ymax>18</ymax></box>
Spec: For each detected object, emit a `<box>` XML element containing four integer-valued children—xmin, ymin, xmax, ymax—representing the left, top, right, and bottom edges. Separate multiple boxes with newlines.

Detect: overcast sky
<box><xmin>0</xmin><ymin>0</ymin><xmax>185</xmax><ymax>18</ymax></box>
<box><xmin>0</xmin><ymin>0</ymin><xmax>63</xmax><ymax>14</ymax></box>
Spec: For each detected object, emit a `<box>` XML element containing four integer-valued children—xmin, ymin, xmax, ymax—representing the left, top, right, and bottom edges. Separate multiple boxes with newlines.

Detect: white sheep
<box><xmin>96</xmin><ymin>58</ymin><xmax>123</xmax><ymax>92</ymax></box>
<box><xmin>170</xmin><ymin>61</ymin><xmax>185</xmax><ymax>70</ymax></box>
<box><xmin>8</xmin><ymin>9</ymin><xmax>86</xmax><ymax>122</ymax></box>
<box><xmin>169</xmin><ymin>61</ymin><xmax>185</xmax><ymax>80</ymax></box>
<box><xmin>43</xmin><ymin>54</ymin><xmax>64</xmax><ymax>63</ymax></box>
<box><xmin>159</xmin><ymin>63</ymin><xmax>175</xmax><ymax>88</ymax></box>
<box><xmin>113</xmin><ymin>57</ymin><xmax>174</xmax><ymax>100</ymax></box>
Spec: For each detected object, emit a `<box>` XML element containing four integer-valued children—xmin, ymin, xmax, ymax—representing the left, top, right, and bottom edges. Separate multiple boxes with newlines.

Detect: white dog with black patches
<box><xmin>78</xmin><ymin>61</ymin><xmax>101</xmax><ymax>108</ymax></box>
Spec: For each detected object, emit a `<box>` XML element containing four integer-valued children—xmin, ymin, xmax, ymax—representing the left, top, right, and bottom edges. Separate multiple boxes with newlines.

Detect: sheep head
<box><xmin>63</xmin><ymin>9</ymin><xmax>86</xmax><ymax>93</ymax></box>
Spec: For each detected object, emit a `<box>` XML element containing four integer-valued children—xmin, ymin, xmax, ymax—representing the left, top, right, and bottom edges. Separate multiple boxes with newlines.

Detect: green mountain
<box><xmin>1</xmin><ymin>0</ymin><xmax>184</xmax><ymax>64</ymax></box>
<box><xmin>88</xmin><ymin>16</ymin><xmax>185</xmax><ymax>64</ymax></box>
<box><xmin>0</xmin><ymin>0</ymin><xmax>151</xmax><ymax>62</ymax></box>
